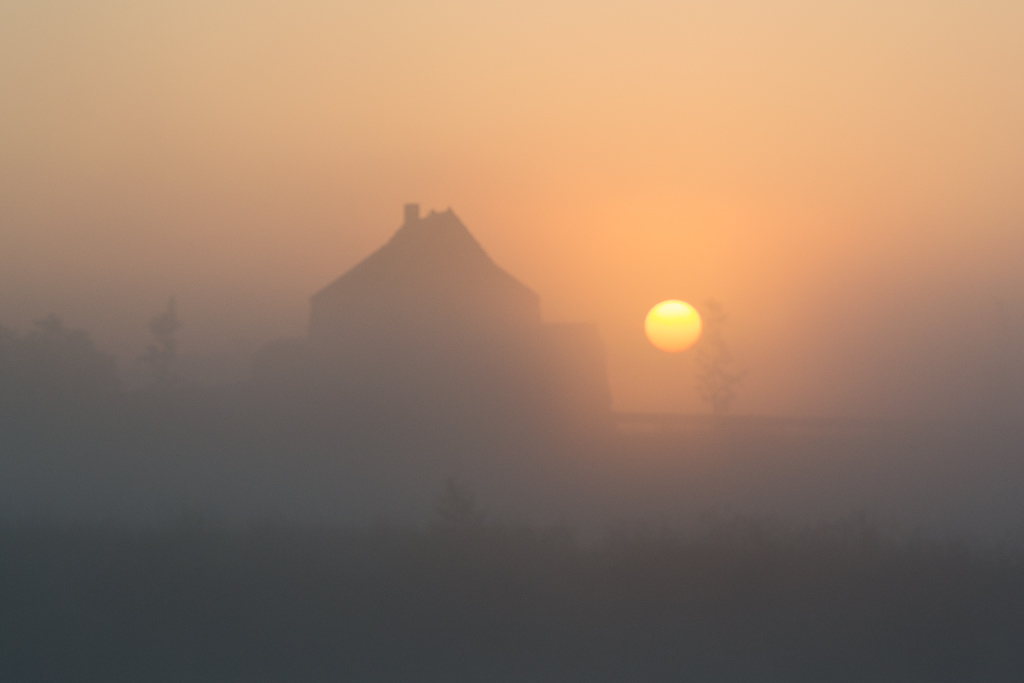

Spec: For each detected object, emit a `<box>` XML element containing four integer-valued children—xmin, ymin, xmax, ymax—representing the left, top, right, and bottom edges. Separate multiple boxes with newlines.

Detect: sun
<box><xmin>645</xmin><ymin>300</ymin><xmax>702</xmax><ymax>352</ymax></box>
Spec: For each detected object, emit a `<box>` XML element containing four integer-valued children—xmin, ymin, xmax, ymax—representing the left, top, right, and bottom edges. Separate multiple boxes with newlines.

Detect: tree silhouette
<box><xmin>434</xmin><ymin>476</ymin><xmax>486</xmax><ymax>532</ymax></box>
<box><xmin>0</xmin><ymin>315</ymin><xmax>118</xmax><ymax>407</ymax></box>
<box><xmin>694</xmin><ymin>300</ymin><xmax>743</xmax><ymax>415</ymax></box>
<box><xmin>140</xmin><ymin>298</ymin><xmax>181</xmax><ymax>387</ymax></box>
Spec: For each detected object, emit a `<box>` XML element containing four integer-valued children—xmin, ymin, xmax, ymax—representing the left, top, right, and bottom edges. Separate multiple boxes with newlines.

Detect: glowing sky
<box><xmin>2</xmin><ymin>0</ymin><xmax>1023</xmax><ymax>415</ymax></box>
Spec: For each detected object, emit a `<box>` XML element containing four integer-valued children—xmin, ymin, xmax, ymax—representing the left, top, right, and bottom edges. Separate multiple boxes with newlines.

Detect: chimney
<box><xmin>404</xmin><ymin>203</ymin><xmax>420</xmax><ymax>225</ymax></box>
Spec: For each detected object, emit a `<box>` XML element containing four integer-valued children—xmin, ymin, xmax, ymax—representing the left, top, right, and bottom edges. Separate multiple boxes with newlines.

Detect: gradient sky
<box><xmin>2</xmin><ymin>0</ymin><xmax>1023</xmax><ymax>415</ymax></box>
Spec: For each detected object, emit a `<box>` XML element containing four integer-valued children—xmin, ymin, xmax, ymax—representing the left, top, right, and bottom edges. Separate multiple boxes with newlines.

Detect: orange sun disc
<box><xmin>645</xmin><ymin>300</ymin><xmax>702</xmax><ymax>352</ymax></box>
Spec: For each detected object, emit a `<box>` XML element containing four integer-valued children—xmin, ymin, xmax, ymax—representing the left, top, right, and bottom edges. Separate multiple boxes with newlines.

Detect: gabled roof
<box><xmin>311</xmin><ymin>208</ymin><xmax>540</xmax><ymax>324</ymax></box>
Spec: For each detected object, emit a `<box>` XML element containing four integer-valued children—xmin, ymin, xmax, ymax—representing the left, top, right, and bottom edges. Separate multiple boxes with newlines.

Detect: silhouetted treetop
<box><xmin>139</xmin><ymin>298</ymin><xmax>181</xmax><ymax>387</ymax></box>
<box><xmin>0</xmin><ymin>315</ymin><xmax>119</xmax><ymax>404</ymax></box>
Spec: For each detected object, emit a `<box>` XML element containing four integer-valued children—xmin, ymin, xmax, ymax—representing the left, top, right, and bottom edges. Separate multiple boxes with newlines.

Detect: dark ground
<box><xmin>2</xmin><ymin>516</ymin><xmax>1022</xmax><ymax>682</ymax></box>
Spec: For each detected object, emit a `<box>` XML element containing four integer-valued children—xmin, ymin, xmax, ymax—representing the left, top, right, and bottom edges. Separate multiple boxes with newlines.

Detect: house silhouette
<box><xmin>257</xmin><ymin>204</ymin><xmax>610</xmax><ymax>431</ymax></box>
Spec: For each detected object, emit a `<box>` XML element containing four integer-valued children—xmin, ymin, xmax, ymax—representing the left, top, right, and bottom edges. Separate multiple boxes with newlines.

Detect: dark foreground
<box><xmin>2</xmin><ymin>519</ymin><xmax>1022</xmax><ymax>682</ymax></box>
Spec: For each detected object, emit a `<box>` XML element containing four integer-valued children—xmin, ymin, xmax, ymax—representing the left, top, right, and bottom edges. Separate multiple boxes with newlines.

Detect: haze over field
<box><xmin>3</xmin><ymin>0</ymin><xmax>1024</xmax><ymax>417</ymax></box>
<box><xmin>4</xmin><ymin>5</ymin><xmax>1024</xmax><ymax>680</ymax></box>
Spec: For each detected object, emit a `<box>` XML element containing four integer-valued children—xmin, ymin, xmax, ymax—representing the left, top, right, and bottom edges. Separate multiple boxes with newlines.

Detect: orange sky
<box><xmin>2</xmin><ymin>0</ymin><xmax>1023</xmax><ymax>416</ymax></box>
